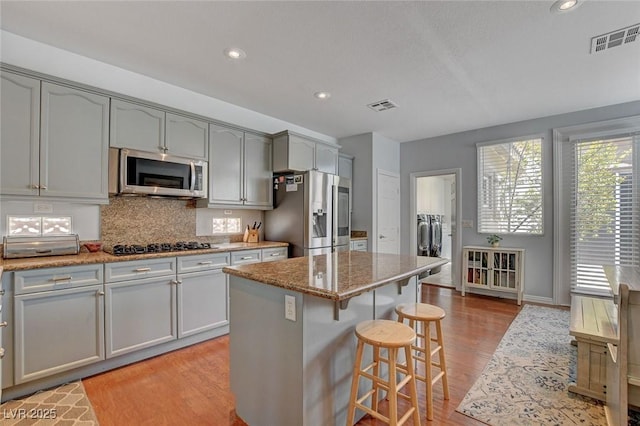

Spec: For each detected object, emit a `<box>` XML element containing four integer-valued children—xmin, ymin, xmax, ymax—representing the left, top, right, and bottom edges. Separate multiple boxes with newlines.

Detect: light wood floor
<box><xmin>83</xmin><ymin>286</ymin><xmax>522</xmax><ymax>425</ymax></box>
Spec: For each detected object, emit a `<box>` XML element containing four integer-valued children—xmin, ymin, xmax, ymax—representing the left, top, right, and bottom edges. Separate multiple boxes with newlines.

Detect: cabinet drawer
<box><xmin>15</xmin><ymin>265</ymin><xmax>103</xmax><ymax>295</ymax></box>
<box><xmin>177</xmin><ymin>252</ymin><xmax>230</xmax><ymax>273</ymax></box>
<box><xmin>351</xmin><ymin>240</ymin><xmax>367</xmax><ymax>251</ymax></box>
<box><xmin>231</xmin><ymin>250</ymin><xmax>261</xmax><ymax>265</ymax></box>
<box><xmin>261</xmin><ymin>247</ymin><xmax>288</xmax><ymax>262</ymax></box>
<box><xmin>105</xmin><ymin>257</ymin><xmax>176</xmax><ymax>283</ymax></box>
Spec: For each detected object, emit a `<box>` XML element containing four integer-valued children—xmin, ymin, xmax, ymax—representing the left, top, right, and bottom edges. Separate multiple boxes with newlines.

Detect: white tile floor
<box><xmin>421</xmin><ymin>262</ymin><xmax>453</xmax><ymax>288</ymax></box>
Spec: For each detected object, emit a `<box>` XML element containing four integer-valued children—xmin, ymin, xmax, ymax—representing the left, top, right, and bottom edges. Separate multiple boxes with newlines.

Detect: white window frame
<box><xmin>477</xmin><ymin>134</ymin><xmax>544</xmax><ymax>235</ymax></box>
<box><xmin>553</xmin><ymin>115</ymin><xmax>640</xmax><ymax>305</ymax></box>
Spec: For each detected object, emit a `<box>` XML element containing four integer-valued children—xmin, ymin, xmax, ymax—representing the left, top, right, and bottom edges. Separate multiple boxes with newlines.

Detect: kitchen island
<box><xmin>223</xmin><ymin>251</ymin><xmax>447</xmax><ymax>426</ymax></box>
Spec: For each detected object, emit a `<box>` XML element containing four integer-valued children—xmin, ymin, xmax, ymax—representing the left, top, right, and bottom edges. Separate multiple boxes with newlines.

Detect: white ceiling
<box><xmin>1</xmin><ymin>1</ymin><xmax>639</xmax><ymax>143</ymax></box>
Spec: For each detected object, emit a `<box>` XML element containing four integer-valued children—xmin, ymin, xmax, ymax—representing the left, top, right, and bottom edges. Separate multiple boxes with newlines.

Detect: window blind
<box><xmin>477</xmin><ymin>137</ymin><xmax>543</xmax><ymax>234</ymax></box>
<box><xmin>570</xmin><ymin>135</ymin><xmax>639</xmax><ymax>293</ymax></box>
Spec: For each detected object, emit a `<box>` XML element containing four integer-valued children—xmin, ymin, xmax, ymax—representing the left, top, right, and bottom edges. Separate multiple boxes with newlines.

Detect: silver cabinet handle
<box><xmin>270</xmin><ymin>253</ymin><xmax>281</xmax><ymax>257</ymax></box>
<box><xmin>40</xmin><ymin>185</ymin><xmax>48</xmax><ymax>190</ymax></box>
<box><xmin>0</xmin><ymin>289</ymin><xmax>5</xmax><ymax>296</ymax></box>
<box><xmin>0</xmin><ymin>348</ymin><xmax>4</xmax><ymax>359</ymax></box>
<box><xmin>171</xmin><ymin>279</ymin><xmax>182</xmax><ymax>285</ymax></box>
<box><xmin>379</xmin><ymin>235</ymin><xmax>386</xmax><ymax>239</ymax></box>
<box><xmin>134</xmin><ymin>267</ymin><xmax>151</xmax><ymax>272</ymax></box>
<box><xmin>32</xmin><ymin>184</ymin><xmax>40</xmax><ymax>189</ymax></box>
<box><xmin>240</xmin><ymin>256</ymin><xmax>252</xmax><ymax>260</ymax></box>
<box><xmin>52</xmin><ymin>276</ymin><xmax>72</xmax><ymax>282</ymax></box>
<box><xmin>97</xmin><ymin>291</ymin><xmax>105</xmax><ymax>296</ymax></box>
<box><xmin>0</xmin><ymin>321</ymin><xmax>7</xmax><ymax>328</ymax></box>
<box><xmin>198</xmin><ymin>261</ymin><xmax>213</xmax><ymax>265</ymax></box>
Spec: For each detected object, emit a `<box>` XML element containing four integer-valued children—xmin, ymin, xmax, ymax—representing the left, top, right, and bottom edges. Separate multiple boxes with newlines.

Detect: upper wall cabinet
<box><xmin>110</xmin><ymin>100</ymin><xmax>208</xmax><ymax>160</ymax></box>
<box><xmin>205</xmin><ymin>124</ymin><xmax>272</xmax><ymax>209</ymax></box>
<box><xmin>1</xmin><ymin>72</ymin><xmax>40</xmax><ymax>197</ymax></box>
<box><xmin>272</xmin><ymin>131</ymin><xmax>339</xmax><ymax>174</ymax></box>
<box><xmin>1</xmin><ymin>72</ymin><xmax>109</xmax><ymax>202</ymax></box>
<box><xmin>110</xmin><ymin>99</ymin><xmax>164</xmax><ymax>153</ymax></box>
<box><xmin>338</xmin><ymin>153</ymin><xmax>354</xmax><ymax>180</ymax></box>
<box><xmin>165</xmin><ymin>112</ymin><xmax>208</xmax><ymax>160</ymax></box>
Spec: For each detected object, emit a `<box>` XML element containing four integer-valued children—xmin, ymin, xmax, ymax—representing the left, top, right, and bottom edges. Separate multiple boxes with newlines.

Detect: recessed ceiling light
<box><xmin>550</xmin><ymin>0</ymin><xmax>580</xmax><ymax>13</ymax></box>
<box><xmin>314</xmin><ymin>91</ymin><xmax>331</xmax><ymax>100</ymax></box>
<box><xmin>223</xmin><ymin>47</ymin><xmax>246</xmax><ymax>60</ymax></box>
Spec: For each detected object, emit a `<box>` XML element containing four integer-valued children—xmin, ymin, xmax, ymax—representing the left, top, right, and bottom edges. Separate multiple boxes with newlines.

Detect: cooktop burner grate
<box><xmin>109</xmin><ymin>242</ymin><xmax>214</xmax><ymax>256</ymax></box>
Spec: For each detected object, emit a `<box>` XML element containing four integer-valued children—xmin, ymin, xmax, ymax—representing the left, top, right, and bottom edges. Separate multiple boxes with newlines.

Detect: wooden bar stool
<box><xmin>346</xmin><ymin>319</ymin><xmax>421</xmax><ymax>426</ymax></box>
<box><xmin>396</xmin><ymin>303</ymin><xmax>450</xmax><ymax>421</ymax></box>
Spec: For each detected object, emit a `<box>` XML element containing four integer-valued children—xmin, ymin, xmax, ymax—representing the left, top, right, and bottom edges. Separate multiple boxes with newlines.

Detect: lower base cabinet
<box><xmin>178</xmin><ymin>269</ymin><xmax>228</xmax><ymax>338</ymax></box>
<box><xmin>105</xmin><ymin>276</ymin><xmax>178</xmax><ymax>358</ymax></box>
<box><xmin>14</xmin><ymin>284</ymin><xmax>105</xmax><ymax>384</ymax></box>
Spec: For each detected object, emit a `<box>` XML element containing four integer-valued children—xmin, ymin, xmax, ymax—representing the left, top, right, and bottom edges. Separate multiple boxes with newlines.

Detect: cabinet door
<box><xmin>166</xmin><ymin>112</ymin><xmax>208</xmax><ymax>160</ymax></box>
<box><xmin>110</xmin><ymin>99</ymin><xmax>165</xmax><ymax>152</ymax></box>
<box><xmin>244</xmin><ymin>133</ymin><xmax>273</xmax><ymax>207</ymax></box>
<box><xmin>105</xmin><ymin>276</ymin><xmax>177</xmax><ymax>358</ymax></box>
<box><xmin>288</xmin><ymin>134</ymin><xmax>315</xmax><ymax>171</ymax></box>
<box><xmin>0</xmin><ymin>72</ymin><xmax>40</xmax><ymax>196</ymax></box>
<box><xmin>338</xmin><ymin>154</ymin><xmax>353</xmax><ymax>179</ymax></box>
<box><xmin>178</xmin><ymin>269</ymin><xmax>228</xmax><ymax>338</ymax></box>
<box><xmin>40</xmin><ymin>83</ymin><xmax>109</xmax><ymax>199</ymax></box>
<box><xmin>315</xmin><ymin>143</ymin><xmax>338</xmax><ymax>174</ymax></box>
<box><xmin>14</xmin><ymin>284</ymin><xmax>105</xmax><ymax>384</ymax></box>
<box><xmin>209</xmin><ymin>124</ymin><xmax>244</xmax><ymax>205</ymax></box>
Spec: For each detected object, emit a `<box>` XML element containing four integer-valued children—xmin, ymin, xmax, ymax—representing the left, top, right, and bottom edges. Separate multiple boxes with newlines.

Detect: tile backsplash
<box><xmin>101</xmin><ymin>196</ymin><xmax>264</xmax><ymax>247</ymax></box>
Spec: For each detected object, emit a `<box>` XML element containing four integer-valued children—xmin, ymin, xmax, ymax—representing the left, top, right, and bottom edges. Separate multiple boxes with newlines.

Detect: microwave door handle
<box><xmin>190</xmin><ymin>162</ymin><xmax>196</xmax><ymax>191</ymax></box>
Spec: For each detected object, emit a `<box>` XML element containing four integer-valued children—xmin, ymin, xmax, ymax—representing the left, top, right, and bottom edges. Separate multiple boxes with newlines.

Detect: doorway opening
<box><xmin>410</xmin><ymin>169</ymin><xmax>461</xmax><ymax>290</ymax></box>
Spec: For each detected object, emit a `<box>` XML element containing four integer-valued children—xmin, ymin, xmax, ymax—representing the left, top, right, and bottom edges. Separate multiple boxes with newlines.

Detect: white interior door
<box><xmin>376</xmin><ymin>170</ymin><xmax>400</xmax><ymax>254</ymax></box>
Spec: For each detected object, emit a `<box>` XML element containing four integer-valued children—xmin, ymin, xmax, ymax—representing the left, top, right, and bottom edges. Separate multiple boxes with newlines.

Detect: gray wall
<box><xmin>400</xmin><ymin>100</ymin><xmax>640</xmax><ymax>302</ymax></box>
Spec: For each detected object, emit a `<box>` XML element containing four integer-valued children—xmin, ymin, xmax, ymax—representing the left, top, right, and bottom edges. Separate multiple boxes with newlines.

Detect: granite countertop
<box><xmin>0</xmin><ymin>241</ymin><xmax>288</xmax><ymax>272</ymax></box>
<box><xmin>223</xmin><ymin>251</ymin><xmax>448</xmax><ymax>302</ymax></box>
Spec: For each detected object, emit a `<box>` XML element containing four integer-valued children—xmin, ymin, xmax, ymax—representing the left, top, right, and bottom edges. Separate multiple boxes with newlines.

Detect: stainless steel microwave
<box><xmin>109</xmin><ymin>148</ymin><xmax>208</xmax><ymax>198</ymax></box>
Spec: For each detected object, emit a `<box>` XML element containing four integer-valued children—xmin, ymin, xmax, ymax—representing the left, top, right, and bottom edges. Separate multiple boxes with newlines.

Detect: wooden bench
<box><xmin>569</xmin><ymin>294</ymin><xmax>618</xmax><ymax>401</ymax></box>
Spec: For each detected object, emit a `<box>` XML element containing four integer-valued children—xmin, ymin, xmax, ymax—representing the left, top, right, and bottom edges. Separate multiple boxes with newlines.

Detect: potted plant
<box><xmin>487</xmin><ymin>234</ymin><xmax>502</xmax><ymax>248</ymax></box>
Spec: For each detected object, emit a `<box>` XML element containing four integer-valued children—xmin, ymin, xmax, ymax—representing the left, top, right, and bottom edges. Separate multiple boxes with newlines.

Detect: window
<box><xmin>477</xmin><ymin>136</ymin><xmax>543</xmax><ymax>234</ymax></box>
<box><xmin>570</xmin><ymin>135</ymin><xmax>639</xmax><ymax>292</ymax></box>
<box><xmin>8</xmin><ymin>216</ymin><xmax>72</xmax><ymax>236</ymax></box>
<box><xmin>554</xmin><ymin>115</ymin><xmax>640</xmax><ymax>303</ymax></box>
<box><xmin>212</xmin><ymin>217</ymin><xmax>242</xmax><ymax>234</ymax></box>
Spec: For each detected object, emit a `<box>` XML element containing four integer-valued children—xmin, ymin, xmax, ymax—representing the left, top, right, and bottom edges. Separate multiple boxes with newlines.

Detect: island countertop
<box><xmin>223</xmin><ymin>251</ymin><xmax>448</xmax><ymax>301</ymax></box>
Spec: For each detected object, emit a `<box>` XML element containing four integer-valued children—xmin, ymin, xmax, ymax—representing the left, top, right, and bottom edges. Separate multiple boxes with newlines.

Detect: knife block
<box><xmin>243</xmin><ymin>228</ymin><xmax>259</xmax><ymax>243</ymax></box>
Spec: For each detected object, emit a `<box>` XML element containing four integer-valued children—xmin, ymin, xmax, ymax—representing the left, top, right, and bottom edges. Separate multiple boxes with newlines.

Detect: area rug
<box><xmin>0</xmin><ymin>381</ymin><xmax>99</xmax><ymax>425</ymax></box>
<box><xmin>456</xmin><ymin>304</ymin><xmax>606</xmax><ymax>425</ymax></box>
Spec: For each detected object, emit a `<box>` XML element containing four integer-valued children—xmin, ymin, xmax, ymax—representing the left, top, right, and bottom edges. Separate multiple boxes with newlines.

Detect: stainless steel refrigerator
<box><xmin>265</xmin><ymin>170</ymin><xmax>351</xmax><ymax>257</ymax></box>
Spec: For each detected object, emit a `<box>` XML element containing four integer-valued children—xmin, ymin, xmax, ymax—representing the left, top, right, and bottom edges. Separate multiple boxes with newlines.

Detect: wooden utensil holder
<box><xmin>244</xmin><ymin>229</ymin><xmax>259</xmax><ymax>243</ymax></box>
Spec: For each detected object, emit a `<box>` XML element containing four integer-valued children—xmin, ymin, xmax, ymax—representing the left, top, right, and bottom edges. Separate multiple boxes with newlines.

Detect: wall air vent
<box><xmin>367</xmin><ymin>99</ymin><xmax>398</xmax><ymax>112</ymax></box>
<box><xmin>590</xmin><ymin>23</ymin><xmax>639</xmax><ymax>54</ymax></box>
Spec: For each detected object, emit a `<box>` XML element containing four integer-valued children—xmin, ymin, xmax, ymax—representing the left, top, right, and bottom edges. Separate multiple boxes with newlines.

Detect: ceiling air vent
<box><xmin>367</xmin><ymin>99</ymin><xmax>398</xmax><ymax>112</ymax></box>
<box><xmin>590</xmin><ymin>23</ymin><xmax>639</xmax><ymax>54</ymax></box>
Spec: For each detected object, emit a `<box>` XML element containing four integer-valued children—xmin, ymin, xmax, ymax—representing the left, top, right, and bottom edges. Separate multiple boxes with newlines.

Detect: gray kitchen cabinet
<box><xmin>105</xmin><ymin>274</ymin><xmax>177</xmax><ymax>358</ymax></box>
<box><xmin>1</xmin><ymin>273</ymin><xmax>12</xmax><ymax>391</ymax></box>
<box><xmin>178</xmin><ymin>269</ymin><xmax>228</xmax><ymax>338</ymax></box>
<box><xmin>207</xmin><ymin>124</ymin><xmax>272</xmax><ymax>208</ymax></box>
<box><xmin>1</xmin><ymin>77</ymin><xmax>109</xmax><ymax>201</ymax></box>
<box><xmin>40</xmin><ymin>83</ymin><xmax>110</xmax><ymax>200</ymax></box>
<box><xmin>0</xmin><ymin>72</ymin><xmax>40</xmax><ymax>197</ymax></box>
<box><xmin>231</xmin><ymin>250</ymin><xmax>262</xmax><ymax>265</ymax></box>
<box><xmin>110</xmin><ymin>99</ymin><xmax>165</xmax><ymax>153</ymax></box>
<box><xmin>177</xmin><ymin>252</ymin><xmax>230</xmax><ymax>338</ymax></box>
<box><xmin>14</xmin><ymin>284</ymin><xmax>105</xmax><ymax>384</ymax></box>
<box><xmin>273</xmin><ymin>130</ymin><xmax>339</xmax><ymax>174</ymax></box>
<box><xmin>338</xmin><ymin>153</ymin><xmax>354</xmax><ymax>180</ymax></box>
<box><xmin>165</xmin><ymin>112</ymin><xmax>208</xmax><ymax>160</ymax></box>
<box><xmin>261</xmin><ymin>247</ymin><xmax>288</xmax><ymax>262</ymax></box>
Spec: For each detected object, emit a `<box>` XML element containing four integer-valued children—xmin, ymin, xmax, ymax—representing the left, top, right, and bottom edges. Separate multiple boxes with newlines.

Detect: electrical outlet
<box><xmin>285</xmin><ymin>295</ymin><xmax>296</xmax><ymax>321</ymax></box>
<box><xmin>462</xmin><ymin>219</ymin><xmax>473</xmax><ymax>228</ymax></box>
<box><xmin>34</xmin><ymin>203</ymin><xmax>53</xmax><ymax>213</ymax></box>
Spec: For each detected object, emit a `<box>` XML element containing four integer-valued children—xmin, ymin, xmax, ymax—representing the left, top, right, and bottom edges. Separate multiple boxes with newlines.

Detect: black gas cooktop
<box><xmin>109</xmin><ymin>242</ymin><xmax>217</xmax><ymax>256</ymax></box>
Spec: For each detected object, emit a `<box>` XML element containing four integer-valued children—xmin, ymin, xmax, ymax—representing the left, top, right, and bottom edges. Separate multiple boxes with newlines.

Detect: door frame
<box><xmin>409</xmin><ymin>168</ymin><xmax>462</xmax><ymax>289</ymax></box>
